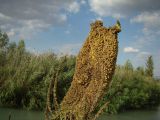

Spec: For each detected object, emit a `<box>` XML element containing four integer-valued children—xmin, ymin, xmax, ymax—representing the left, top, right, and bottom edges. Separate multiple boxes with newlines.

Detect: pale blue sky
<box><xmin>0</xmin><ymin>0</ymin><xmax>160</xmax><ymax>76</ymax></box>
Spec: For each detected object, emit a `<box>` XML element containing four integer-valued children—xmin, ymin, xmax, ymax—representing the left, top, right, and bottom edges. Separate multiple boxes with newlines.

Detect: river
<box><xmin>97</xmin><ymin>107</ymin><xmax>160</xmax><ymax>120</ymax></box>
<box><xmin>0</xmin><ymin>107</ymin><xmax>160</xmax><ymax>120</ymax></box>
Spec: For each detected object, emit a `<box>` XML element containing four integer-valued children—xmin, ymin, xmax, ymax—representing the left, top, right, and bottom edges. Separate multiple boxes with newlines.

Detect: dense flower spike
<box><xmin>46</xmin><ymin>20</ymin><xmax>121</xmax><ymax>120</ymax></box>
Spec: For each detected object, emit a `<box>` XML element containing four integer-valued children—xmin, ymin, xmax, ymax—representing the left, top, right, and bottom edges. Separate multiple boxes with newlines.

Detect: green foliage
<box><xmin>0</xmin><ymin>30</ymin><xmax>9</xmax><ymax>49</ymax></box>
<box><xmin>0</xmin><ymin>34</ymin><xmax>75</xmax><ymax>110</ymax></box>
<box><xmin>97</xmin><ymin>62</ymin><xmax>160</xmax><ymax>114</ymax></box>
<box><xmin>145</xmin><ymin>56</ymin><xmax>154</xmax><ymax>77</ymax></box>
<box><xmin>124</xmin><ymin>60</ymin><xmax>133</xmax><ymax>71</ymax></box>
<box><xmin>0</xmin><ymin>31</ymin><xmax>159</xmax><ymax>114</ymax></box>
<box><xmin>0</xmin><ymin>30</ymin><xmax>9</xmax><ymax>67</ymax></box>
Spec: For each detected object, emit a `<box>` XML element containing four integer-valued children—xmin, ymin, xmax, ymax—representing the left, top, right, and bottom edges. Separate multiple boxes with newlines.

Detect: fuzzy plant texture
<box><xmin>45</xmin><ymin>20</ymin><xmax>121</xmax><ymax>120</ymax></box>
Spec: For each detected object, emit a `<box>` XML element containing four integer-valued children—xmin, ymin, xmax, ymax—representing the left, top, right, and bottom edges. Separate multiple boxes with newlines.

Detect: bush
<box><xmin>97</xmin><ymin>64</ymin><xmax>160</xmax><ymax>114</ymax></box>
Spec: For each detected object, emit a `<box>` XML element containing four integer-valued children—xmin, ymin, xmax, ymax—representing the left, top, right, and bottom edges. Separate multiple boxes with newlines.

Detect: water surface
<box><xmin>0</xmin><ymin>107</ymin><xmax>160</xmax><ymax>120</ymax></box>
<box><xmin>0</xmin><ymin>107</ymin><xmax>44</xmax><ymax>120</ymax></box>
<box><xmin>98</xmin><ymin>107</ymin><xmax>160</xmax><ymax>120</ymax></box>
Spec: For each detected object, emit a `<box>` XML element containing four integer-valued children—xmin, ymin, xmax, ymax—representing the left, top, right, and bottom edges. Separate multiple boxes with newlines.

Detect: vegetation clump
<box><xmin>145</xmin><ymin>56</ymin><xmax>154</xmax><ymax>78</ymax></box>
<box><xmin>97</xmin><ymin>60</ymin><xmax>160</xmax><ymax>114</ymax></box>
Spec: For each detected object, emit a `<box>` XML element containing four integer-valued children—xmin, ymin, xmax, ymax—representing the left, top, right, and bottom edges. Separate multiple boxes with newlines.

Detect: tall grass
<box><xmin>0</xmin><ymin>39</ymin><xmax>75</xmax><ymax>110</ymax></box>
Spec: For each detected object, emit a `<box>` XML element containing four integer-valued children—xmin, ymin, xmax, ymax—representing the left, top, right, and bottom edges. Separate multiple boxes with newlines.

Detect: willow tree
<box><xmin>45</xmin><ymin>20</ymin><xmax>121</xmax><ymax>120</ymax></box>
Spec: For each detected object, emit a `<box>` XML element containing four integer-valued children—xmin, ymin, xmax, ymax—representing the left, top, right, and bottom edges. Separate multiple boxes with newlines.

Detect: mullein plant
<box><xmin>45</xmin><ymin>20</ymin><xmax>121</xmax><ymax>120</ymax></box>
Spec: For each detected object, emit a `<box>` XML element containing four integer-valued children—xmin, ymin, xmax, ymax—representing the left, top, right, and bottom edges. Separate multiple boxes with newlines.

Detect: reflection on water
<box><xmin>98</xmin><ymin>107</ymin><xmax>160</xmax><ymax>120</ymax></box>
<box><xmin>0</xmin><ymin>107</ymin><xmax>160</xmax><ymax>120</ymax></box>
<box><xmin>0</xmin><ymin>107</ymin><xmax>44</xmax><ymax>120</ymax></box>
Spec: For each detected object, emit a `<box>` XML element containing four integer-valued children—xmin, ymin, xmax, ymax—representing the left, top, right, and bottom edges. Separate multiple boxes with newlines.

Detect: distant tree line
<box><xmin>0</xmin><ymin>30</ymin><xmax>160</xmax><ymax>113</ymax></box>
<box><xmin>96</xmin><ymin>59</ymin><xmax>159</xmax><ymax>114</ymax></box>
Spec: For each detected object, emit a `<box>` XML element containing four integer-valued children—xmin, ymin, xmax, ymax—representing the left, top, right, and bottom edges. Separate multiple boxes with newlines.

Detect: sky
<box><xmin>0</xmin><ymin>0</ymin><xmax>160</xmax><ymax>76</ymax></box>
